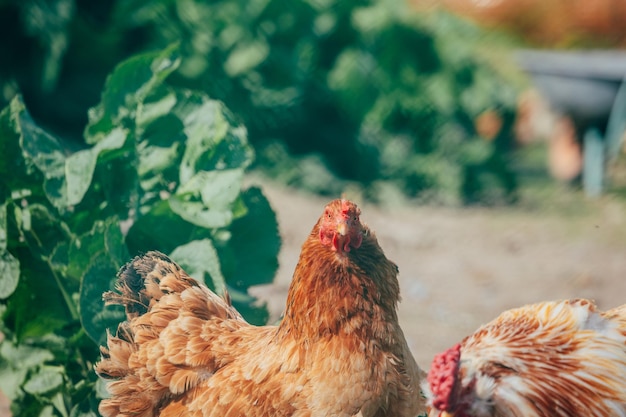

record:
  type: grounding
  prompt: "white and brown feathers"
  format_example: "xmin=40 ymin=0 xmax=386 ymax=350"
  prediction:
xmin=424 ymin=299 xmax=626 ymax=417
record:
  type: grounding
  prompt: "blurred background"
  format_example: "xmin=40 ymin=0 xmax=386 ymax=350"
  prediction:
xmin=3 ymin=0 xmax=626 ymax=202
xmin=1 ymin=0 xmax=626 ymax=414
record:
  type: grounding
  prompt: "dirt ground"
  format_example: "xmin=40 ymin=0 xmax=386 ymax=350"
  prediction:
xmin=251 ymin=179 xmax=626 ymax=367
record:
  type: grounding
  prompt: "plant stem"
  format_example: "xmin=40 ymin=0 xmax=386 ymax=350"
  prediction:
xmin=25 ymin=224 xmax=80 ymax=321
xmin=47 ymin=259 xmax=80 ymax=321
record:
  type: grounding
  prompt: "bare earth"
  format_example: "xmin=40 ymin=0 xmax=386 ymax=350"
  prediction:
xmin=251 ymin=179 xmax=626 ymax=367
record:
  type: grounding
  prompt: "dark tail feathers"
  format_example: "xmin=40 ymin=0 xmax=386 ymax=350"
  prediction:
xmin=103 ymin=251 xmax=200 ymax=321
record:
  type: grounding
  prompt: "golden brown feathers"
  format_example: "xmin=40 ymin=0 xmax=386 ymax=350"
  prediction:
xmin=96 ymin=199 xmax=425 ymax=417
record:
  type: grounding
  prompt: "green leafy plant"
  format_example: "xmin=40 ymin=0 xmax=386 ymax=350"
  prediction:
xmin=0 ymin=44 xmax=280 ymax=416
xmin=112 ymin=0 xmax=521 ymax=204
xmin=3 ymin=0 xmax=521 ymax=206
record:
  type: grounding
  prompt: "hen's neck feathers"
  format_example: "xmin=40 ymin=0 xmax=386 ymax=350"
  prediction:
xmin=278 ymin=222 xmax=400 ymax=343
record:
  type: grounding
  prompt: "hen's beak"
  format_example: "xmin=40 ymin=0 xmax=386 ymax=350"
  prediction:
xmin=441 ymin=412 xmax=455 ymax=417
xmin=333 ymin=217 xmax=361 ymax=252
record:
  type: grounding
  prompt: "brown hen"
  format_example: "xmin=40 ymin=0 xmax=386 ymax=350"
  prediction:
xmin=96 ymin=198 xmax=426 ymax=417
xmin=424 ymin=299 xmax=626 ymax=417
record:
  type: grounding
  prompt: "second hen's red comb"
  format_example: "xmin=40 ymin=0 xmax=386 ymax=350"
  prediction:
xmin=427 ymin=343 xmax=461 ymax=411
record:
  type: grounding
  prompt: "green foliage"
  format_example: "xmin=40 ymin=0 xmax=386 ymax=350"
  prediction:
xmin=113 ymin=0 xmax=521 ymax=204
xmin=0 ymin=45 xmax=280 ymax=416
xmin=2 ymin=0 xmax=520 ymax=205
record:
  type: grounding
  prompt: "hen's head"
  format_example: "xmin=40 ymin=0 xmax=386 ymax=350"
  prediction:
xmin=427 ymin=343 xmax=464 ymax=416
xmin=318 ymin=199 xmax=363 ymax=254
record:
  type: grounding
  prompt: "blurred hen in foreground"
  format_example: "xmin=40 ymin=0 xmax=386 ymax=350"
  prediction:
xmin=96 ymin=199 xmax=426 ymax=417
xmin=424 ymin=299 xmax=626 ymax=417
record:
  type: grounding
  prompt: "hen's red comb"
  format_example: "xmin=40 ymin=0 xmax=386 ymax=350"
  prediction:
xmin=340 ymin=199 xmax=359 ymax=216
xmin=427 ymin=343 xmax=461 ymax=411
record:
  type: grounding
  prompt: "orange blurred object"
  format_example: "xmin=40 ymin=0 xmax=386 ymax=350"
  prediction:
xmin=548 ymin=116 xmax=583 ymax=182
xmin=475 ymin=109 xmax=503 ymax=141
xmin=414 ymin=0 xmax=626 ymax=47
